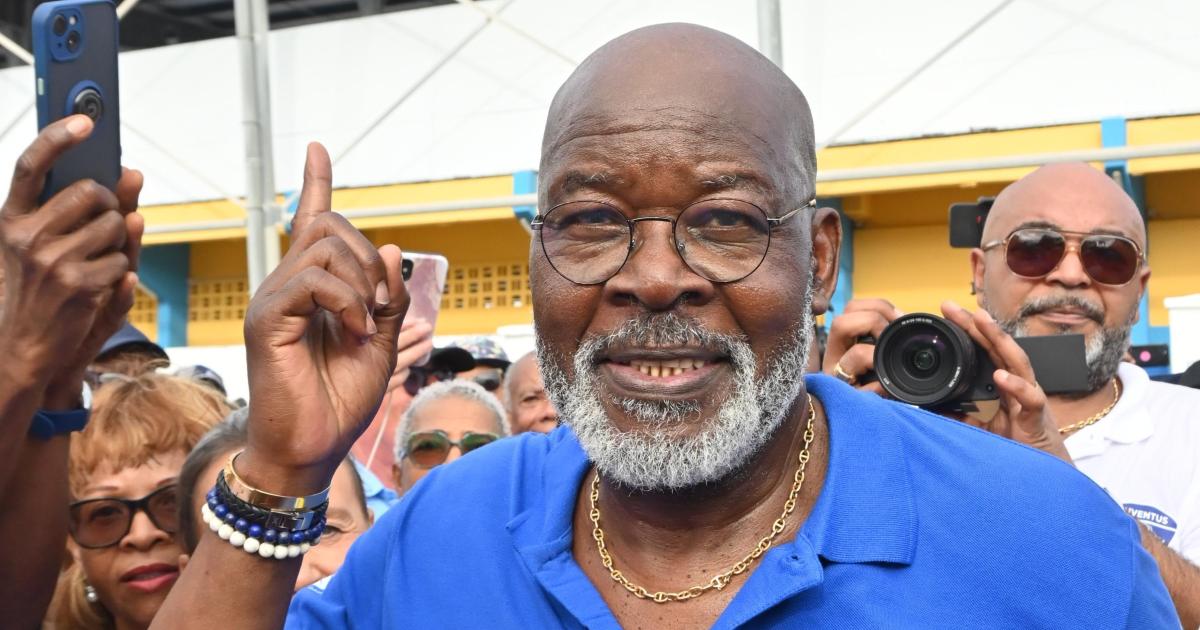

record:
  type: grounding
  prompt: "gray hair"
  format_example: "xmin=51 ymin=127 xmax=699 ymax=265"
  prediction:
xmin=393 ymin=380 xmax=509 ymax=461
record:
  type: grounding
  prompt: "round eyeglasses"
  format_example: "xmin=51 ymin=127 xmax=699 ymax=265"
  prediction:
xmin=531 ymin=197 xmax=815 ymax=285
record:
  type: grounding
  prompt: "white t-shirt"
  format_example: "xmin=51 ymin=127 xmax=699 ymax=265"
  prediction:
xmin=1066 ymin=362 xmax=1200 ymax=565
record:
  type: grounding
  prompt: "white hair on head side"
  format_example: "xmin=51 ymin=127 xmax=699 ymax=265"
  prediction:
xmin=392 ymin=379 xmax=509 ymax=462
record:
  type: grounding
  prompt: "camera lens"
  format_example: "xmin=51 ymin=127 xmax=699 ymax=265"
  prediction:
xmin=909 ymin=346 xmax=939 ymax=374
xmin=873 ymin=314 xmax=977 ymax=407
xmin=66 ymin=30 xmax=81 ymax=52
xmin=53 ymin=15 xmax=68 ymax=36
xmin=73 ymin=88 xmax=103 ymax=122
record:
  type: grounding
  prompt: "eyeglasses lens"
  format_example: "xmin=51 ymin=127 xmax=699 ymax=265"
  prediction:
xmin=539 ymin=202 xmax=633 ymax=285
xmin=1005 ymin=229 xmax=1066 ymax=278
xmin=675 ymin=200 xmax=771 ymax=282
xmin=72 ymin=500 xmax=131 ymax=548
xmin=473 ymin=374 xmax=501 ymax=391
xmin=408 ymin=432 xmax=451 ymax=468
xmin=460 ymin=433 xmax=498 ymax=454
xmin=1081 ymin=236 xmax=1139 ymax=285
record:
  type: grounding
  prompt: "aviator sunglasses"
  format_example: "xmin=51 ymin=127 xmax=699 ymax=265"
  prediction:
xmin=981 ymin=227 xmax=1144 ymax=286
xmin=68 ymin=484 xmax=180 ymax=549
xmin=403 ymin=430 xmax=500 ymax=468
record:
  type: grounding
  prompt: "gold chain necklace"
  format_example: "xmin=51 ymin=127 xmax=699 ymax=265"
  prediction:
xmin=1058 ymin=378 xmax=1121 ymax=437
xmin=588 ymin=393 xmax=817 ymax=604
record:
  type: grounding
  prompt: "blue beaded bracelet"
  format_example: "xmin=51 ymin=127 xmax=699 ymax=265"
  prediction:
xmin=201 ymin=494 xmax=325 ymax=560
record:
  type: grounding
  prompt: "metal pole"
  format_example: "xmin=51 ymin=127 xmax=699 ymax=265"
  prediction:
xmin=250 ymin=0 xmax=282 ymax=274
xmin=0 ymin=31 xmax=33 ymax=65
xmin=757 ymin=0 xmax=782 ymax=68
xmin=235 ymin=0 xmax=267 ymax=293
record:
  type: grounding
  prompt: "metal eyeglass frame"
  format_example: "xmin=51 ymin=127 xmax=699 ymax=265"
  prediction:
xmin=530 ymin=197 xmax=817 ymax=285
xmin=68 ymin=484 xmax=180 ymax=549
xmin=980 ymin=227 xmax=1145 ymax=285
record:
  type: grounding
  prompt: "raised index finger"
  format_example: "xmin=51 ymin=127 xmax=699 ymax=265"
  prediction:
xmin=290 ymin=142 xmax=333 ymax=239
xmin=5 ymin=115 xmax=93 ymax=214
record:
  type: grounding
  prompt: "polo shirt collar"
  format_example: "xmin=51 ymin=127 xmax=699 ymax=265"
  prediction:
xmin=1067 ymin=362 xmax=1153 ymax=458
xmin=799 ymin=374 xmax=918 ymax=566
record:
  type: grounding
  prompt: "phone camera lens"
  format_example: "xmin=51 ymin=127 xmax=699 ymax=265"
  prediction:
xmin=66 ymin=31 xmax=81 ymax=52
xmin=73 ymin=89 xmax=103 ymax=122
xmin=53 ymin=15 xmax=68 ymax=36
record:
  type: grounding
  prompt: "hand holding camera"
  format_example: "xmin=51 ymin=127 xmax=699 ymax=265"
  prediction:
xmin=938 ymin=302 xmax=1071 ymax=462
xmin=825 ymin=299 xmax=1073 ymax=462
xmin=822 ymin=298 xmax=903 ymax=397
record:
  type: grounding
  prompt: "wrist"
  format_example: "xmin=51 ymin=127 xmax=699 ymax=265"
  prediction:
xmin=237 ymin=448 xmax=336 ymax=499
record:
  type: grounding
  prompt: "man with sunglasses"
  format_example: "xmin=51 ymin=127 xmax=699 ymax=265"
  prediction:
xmin=825 ymin=163 xmax=1200 ymax=626
xmin=157 ymin=25 xmax=1177 ymax=629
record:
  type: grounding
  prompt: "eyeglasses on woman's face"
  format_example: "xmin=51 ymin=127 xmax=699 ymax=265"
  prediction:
xmin=69 ymin=484 xmax=180 ymax=549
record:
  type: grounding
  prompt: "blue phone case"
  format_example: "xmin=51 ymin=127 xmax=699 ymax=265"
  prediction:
xmin=31 ymin=0 xmax=121 ymax=200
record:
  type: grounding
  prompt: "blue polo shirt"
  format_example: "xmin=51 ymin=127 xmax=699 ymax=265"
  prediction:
xmin=288 ymin=375 xmax=1178 ymax=628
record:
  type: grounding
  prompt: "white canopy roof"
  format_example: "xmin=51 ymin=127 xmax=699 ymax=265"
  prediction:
xmin=1 ymin=0 xmax=1197 ymax=206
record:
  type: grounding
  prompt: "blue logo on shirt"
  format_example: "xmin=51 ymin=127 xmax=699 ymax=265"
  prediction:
xmin=1123 ymin=504 xmax=1176 ymax=545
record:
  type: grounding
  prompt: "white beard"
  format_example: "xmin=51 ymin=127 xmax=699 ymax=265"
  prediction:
xmin=538 ymin=280 xmax=815 ymax=492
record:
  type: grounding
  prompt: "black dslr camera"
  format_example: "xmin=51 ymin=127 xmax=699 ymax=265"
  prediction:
xmin=861 ymin=314 xmax=1090 ymax=415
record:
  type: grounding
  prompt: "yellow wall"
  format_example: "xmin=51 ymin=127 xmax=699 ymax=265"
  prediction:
xmin=151 ymin=116 xmax=1200 ymax=346
xmin=851 ymin=225 xmax=976 ymax=316
xmin=367 ymin=219 xmax=534 ymax=335
xmin=1148 ymin=219 xmax=1200 ymax=327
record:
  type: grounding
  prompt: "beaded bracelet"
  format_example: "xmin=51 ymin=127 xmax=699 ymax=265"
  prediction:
xmin=202 ymin=487 xmax=326 ymax=559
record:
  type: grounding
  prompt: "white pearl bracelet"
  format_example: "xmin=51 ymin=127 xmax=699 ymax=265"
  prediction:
xmin=201 ymin=502 xmax=313 ymax=560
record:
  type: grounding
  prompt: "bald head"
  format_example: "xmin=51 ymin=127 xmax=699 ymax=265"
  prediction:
xmin=541 ymin=23 xmax=816 ymax=206
xmin=982 ymin=163 xmax=1146 ymax=247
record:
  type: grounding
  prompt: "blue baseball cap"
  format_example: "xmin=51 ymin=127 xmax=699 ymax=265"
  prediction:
xmin=97 ymin=322 xmax=168 ymax=362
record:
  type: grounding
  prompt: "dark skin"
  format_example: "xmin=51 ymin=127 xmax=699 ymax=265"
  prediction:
xmin=0 ymin=115 xmax=143 ymax=628
xmin=154 ymin=25 xmax=839 ymax=629
xmin=536 ymin=25 xmax=840 ymax=628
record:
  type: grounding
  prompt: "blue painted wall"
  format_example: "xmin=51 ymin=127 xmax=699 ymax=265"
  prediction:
xmin=140 ymin=244 xmax=190 ymax=347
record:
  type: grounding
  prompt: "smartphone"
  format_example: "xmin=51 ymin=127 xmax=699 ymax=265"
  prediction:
xmin=32 ymin=0 xmax=121 ymax=201
xmin=402 ymin=252 xmax=449 ymax=364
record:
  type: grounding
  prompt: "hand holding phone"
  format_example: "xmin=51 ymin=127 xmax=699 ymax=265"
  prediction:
xmin=10 ymin=0 xmax=144 ymax=394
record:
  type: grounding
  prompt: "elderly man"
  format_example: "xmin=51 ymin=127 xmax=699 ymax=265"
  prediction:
xmin=156 ymin=25 xmax=1176 ymax=628
xmin=825 ymin=164 xmax=1200 ymax=627
xmin=503 ymin=352 xmax=559 ymax=434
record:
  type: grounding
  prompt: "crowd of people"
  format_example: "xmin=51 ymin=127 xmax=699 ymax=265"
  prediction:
xmin=1 ymin=22 xmax=1197 ymax=630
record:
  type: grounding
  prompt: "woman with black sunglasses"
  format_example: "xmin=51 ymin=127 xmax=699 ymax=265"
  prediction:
xmin=47 ymin=373 xmax=230 ymax=630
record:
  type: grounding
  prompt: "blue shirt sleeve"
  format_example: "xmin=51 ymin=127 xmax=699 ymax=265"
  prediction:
xmin=285 ymin=504 xmax=398 ymax=629
xmin=1124 ymin=519 xmax=1183 ymax=629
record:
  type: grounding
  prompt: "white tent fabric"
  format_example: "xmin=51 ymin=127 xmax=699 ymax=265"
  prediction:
xmin=1 ymin=0 xmax=1198 ymax=207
